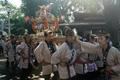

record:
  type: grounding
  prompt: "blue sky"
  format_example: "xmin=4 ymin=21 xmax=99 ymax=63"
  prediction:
xmin=8 ymin=0 xmax=22 ymax=7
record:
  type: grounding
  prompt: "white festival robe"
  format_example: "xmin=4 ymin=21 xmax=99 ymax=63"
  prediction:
xmin=34 ymin=41 xmax=58 ymax=75
xmin=51 ymin=42 xmax=76 ymax=79
xmin=80 ymin=41 xmax=120 ymax=80
xmin=16 ymin=42 xmax=31 ymax=69
xmin=74 ymin=43 xmax=97 ymax=74
xmin=4 ymin=41 xmax=16 ymax=62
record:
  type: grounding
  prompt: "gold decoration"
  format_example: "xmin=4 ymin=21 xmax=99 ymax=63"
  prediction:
xmin=38 ymin=5 xmax=45 ymax=9
xmin=98 ymin=33 xmax=110 ymax=37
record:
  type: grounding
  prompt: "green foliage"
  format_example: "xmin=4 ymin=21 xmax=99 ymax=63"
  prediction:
xmin=21 ymin=0 xmax=103 ymax=25
xmin=0 ymin=1 xmax=26 ymax=36
xmin=1 ymin=0 xmax=120 ymax=39
xmin=21 ymin=0 xmax=103 ymax=20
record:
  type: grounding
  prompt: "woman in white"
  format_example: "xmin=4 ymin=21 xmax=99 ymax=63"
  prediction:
xmin=34 ymin=30 xmax=59 ymax=80
xmin=76 ymin=32 xmax=120 ymax=80
xmin=16 ymin=34 xmax=33 ymax=80
xmin=51 ymin=29 xmax=77 ymax=80
xmin=75 ymin=34 xmax=98 ymax=80
xmin=4 ymin=34 xmax=16 ymax=71
xmin=3 ymin=37 xmax=9 ymax=68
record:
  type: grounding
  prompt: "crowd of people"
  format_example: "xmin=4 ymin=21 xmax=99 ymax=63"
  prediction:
xmin=0 ymin=34 xmax=39 ymax=80
xmin=0 ymin=26 xmax=120 ymax=80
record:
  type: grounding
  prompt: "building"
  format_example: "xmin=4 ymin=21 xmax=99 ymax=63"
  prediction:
xmin=60 ymin=12 xmax=105 ymax=36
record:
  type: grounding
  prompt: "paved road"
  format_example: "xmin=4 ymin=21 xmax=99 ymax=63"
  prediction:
xmin=0 ymin=55 xmax=45 ymax=80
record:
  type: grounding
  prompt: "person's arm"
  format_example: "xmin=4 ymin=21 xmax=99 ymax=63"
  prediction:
xmin=110 ymin=48 xmax=120 ymax=74
xmin=34 ymin=42 xmax=44 ymax=63
xmin=4 ymin=43 xmax=9 ymax=54
xmin=16 ymin=43 xmax=24 ymax=53
xmin=51 ymin=44 xmax=67 ymax=66
xmin=52 ymin=41 xmax=59 ymax=50
xmin=76 ymin=37 xmax=98 ymax=54
xmin=73 ymin=43 xmax=82 ymax=57
xmin=16 ymin=43 xmax=29 ymax=61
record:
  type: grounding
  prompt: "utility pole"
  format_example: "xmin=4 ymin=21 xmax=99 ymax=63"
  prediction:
xmin=6 ymin=7 xmax=11 ymax=36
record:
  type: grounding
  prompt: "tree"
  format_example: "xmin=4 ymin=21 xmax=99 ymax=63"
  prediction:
xmin=101 ymin=0 xmax=120 ymax=45
xmin=0 ymin=1 xmax=26 ymax=36
xmin=21 ymin=0 xmax=103 ymax=33
xmin=21 ymin=0 xmax=103 ymax=21
xmin=1 ymin=0 xmax=106 ymax=36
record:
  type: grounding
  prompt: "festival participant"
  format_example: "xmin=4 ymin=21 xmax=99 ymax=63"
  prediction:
xmin=73 ymin=42 xmax=88 ymax=80
xmin=76 ymin=32 xmax=120 ymax=80
xmin=63 ymin=26 xmax=71 ymax=35
xmin=75 ymin=34 xmax=98 ymax=80
xmin=4 ymin=34 xmax=16 ymax=71
xmin=84 ymin=34 xmax=98 ymax=80
xmin=32 ymin=37 xmax=40 ymax=67
xmin=30 ymin=36 xmax=38 ymax=69
xmin=3 ymin=37 xmax=9 ymax=68
xmin=51 ymin=29 xmax=77 ymax=80
xmin=34 ymin=30 xmax=59 ymax=80
xmin=93 ymin=35 xmax=104 ymax=80
xmin=16 ymin=33 xmax=33 ymax=80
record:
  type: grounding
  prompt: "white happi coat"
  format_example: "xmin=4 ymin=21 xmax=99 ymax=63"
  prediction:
xmin=90 ymin=42 xmax=103 ymax=68
xmin=16 ymin=42 xmax=30 ymax=69
xmin=74 ymin=43 xmax=97 ymax=74
xmin=34 ymin=41 xmax=58 ymax=75
xmin=75 ymin=52 xmax=89 ymax=74
xmin=80 ymin=41 xmax=120 ymax=80
xmin=4 ymin=41 xmax=16 ymax=62
xmin=3 ymin=42 xmax=8 ymax=58
xmin=74 ymin=43 xmax=87 ymax=74
xmin=51 ymin=42 xmax=76 ymax=79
